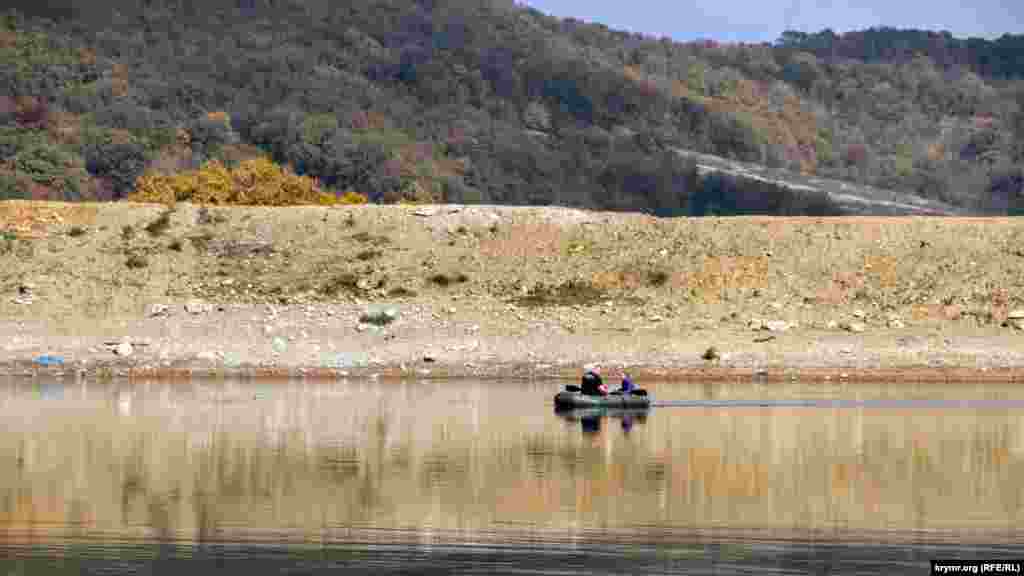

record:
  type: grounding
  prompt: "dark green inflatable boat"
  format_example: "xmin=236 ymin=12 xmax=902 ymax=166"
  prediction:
xmin=553 ymin=389 xmax=651 ymax=409
xmin=553 ymin=405 xmax=651 ymax=420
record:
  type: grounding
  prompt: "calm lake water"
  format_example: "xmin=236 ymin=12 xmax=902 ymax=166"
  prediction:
xmin=2 ymin=376 xmax=1023 ymax=574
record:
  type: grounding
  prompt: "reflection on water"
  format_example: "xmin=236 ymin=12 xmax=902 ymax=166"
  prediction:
xmin=555 ymin=406 xmax=650 ymax=435
xmin=1 ymin=376 xmax=1024 ymax=572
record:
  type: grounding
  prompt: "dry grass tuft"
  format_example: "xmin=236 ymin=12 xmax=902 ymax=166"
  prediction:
xmin=350 ymin=231 xmax=391 ymax=246
xmin=319 ymin=273 xmax=360 ymax=297
xmin=124 ymin=253 xmax=148 ymax=269
xmin=512 ymin=280 xmax=606 ymax=308
xmin=387 ymin=287 xmax=417 ymax=298
xmin=355 ymin=249 xmax=381 ymax=261
xmin=144 ymin=209 xmax=173 ymax=236
xmin=188 ymin=231 xmax=214 ymax=251
xmin=428 ymin=272 xmax=469 ymax=287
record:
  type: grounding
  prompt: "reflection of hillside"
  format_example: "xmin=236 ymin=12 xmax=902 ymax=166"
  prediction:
xmin=0 ymin=379 xmax=1022 ymax=541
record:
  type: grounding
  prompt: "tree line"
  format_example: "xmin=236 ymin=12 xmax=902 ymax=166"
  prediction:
xmin=0 ymin=1 xmax=1021 ymax=214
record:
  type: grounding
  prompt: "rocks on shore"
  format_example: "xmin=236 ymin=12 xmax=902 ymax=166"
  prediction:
xmin=360 ymin=304 xmax=399 ymax=326
xmin=271 ymin=337 xmax=288 ymax=354
xmin=842 ymin=321 xmax=867 ymax=333
xmin=185 ymin=300 xmax=214 ymax=315
xmin=748 ymin=318 xmax=791 ymax=332
xmin=12 ymin=283 xmax=35 ymax=305
xmin=1006 ymin=310 xmax=1024 ymax=330
xmin=886 ymin=313 xmax=906 ymax=329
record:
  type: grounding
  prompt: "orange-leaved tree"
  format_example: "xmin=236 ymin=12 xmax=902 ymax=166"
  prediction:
xmin=129 ymin=157 xmax=359 ymax=206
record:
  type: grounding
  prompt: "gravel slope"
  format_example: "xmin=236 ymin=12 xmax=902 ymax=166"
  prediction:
xmin=2 ymin=200 xmax=1023 ymax=382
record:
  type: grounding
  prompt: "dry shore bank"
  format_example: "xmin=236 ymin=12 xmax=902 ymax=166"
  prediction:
xmin=2 ymin=200 xmax=1023 ymax=383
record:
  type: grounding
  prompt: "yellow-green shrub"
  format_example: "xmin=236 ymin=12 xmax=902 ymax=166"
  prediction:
xmin=129 ymin=157 xmax=338 ymax=206
xmin=338 ymin=190 xmax=369 ymax=204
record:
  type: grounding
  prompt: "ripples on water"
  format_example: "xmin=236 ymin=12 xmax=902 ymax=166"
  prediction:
xmin=1 ymin=376 xmax=1023 ymax=574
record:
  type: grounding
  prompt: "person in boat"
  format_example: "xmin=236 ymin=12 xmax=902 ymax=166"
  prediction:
xmin=581 ymin=413 xmax=602 ymax=434
xmin=580 ymin=367 xmax=609 ymax=396
xmin=617 ymin=373 xmax=636 ymax=395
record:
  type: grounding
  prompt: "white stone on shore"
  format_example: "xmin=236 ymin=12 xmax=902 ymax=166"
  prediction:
xmin=116 ymin=342 xmax=134 ymax=357
xmin=185 ymin=300 xmax=213 ymax=314
xmin=844 ymin=321 xmax=867 ymax=333
xmin=749 ymin=318 xmax=789 ymax=332
xmin=271 ymin=337 xmax=287 ymax=354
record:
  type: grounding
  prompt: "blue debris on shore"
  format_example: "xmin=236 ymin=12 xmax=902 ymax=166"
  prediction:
xmin=34 ymin=355 xmax=65 ymax=367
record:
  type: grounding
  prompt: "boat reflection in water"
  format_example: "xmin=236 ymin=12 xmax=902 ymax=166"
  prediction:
xmin=3 ymin=376 xmax=1024 ymax=574
xmin=554 ymin=405 xmax=650 ymax=434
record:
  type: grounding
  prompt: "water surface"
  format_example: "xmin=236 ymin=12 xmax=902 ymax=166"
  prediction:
xmin=2 ymin=376 xmax=1022 ymax=573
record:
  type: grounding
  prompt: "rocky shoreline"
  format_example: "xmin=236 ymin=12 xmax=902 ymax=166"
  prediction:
xmin=4 ymin=300 xmax=1024 ymax=384
xmin=3 ymin=201 xmax=1024 ymax=384
xmin=9 ymin=362 xmax=1024 ymax=385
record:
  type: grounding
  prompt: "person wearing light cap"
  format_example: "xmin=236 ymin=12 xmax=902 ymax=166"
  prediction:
xmin=618 ymin=372 xmax=636 ymax=395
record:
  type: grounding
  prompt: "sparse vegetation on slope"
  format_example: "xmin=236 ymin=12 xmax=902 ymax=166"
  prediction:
xmin=4 ymin=201 xmax=1024 ymax=331
xmin=129 ymin=157 xmax=355 ymax=206
xmin=0 ymin=3 xmax=1021 ymax=213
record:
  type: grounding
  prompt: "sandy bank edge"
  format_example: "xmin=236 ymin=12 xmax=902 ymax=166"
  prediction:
xmin=7 ymin=356 xmax=1024 ymax=384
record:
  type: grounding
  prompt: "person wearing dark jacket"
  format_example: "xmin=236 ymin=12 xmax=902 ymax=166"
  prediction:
xmin=580 ymin=368 xmax=608 ymax=396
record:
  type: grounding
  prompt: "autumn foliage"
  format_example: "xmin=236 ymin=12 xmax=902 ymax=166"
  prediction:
xmin=3 ymin=3 xmax=1024 ymax=213
xmin=129 ymin=157 xmax=366 ymax=206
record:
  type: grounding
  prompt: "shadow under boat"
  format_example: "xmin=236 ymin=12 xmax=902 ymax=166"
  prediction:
xmin=554 ymin=404 xmax=650 ymax=434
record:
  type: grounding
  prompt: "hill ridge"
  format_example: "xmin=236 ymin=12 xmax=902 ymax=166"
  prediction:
xmin=0 ymin=2 xmax=1021 ymax=214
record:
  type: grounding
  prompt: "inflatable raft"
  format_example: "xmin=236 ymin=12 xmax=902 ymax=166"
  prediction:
xmin=554 ymin=405 xmax=651 ymax=420
xmin=553 ymin=390 xmax=651 ymax=409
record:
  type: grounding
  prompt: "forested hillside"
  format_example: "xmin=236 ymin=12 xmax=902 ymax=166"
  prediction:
xmin=1 ymin=0 xmax=1022 ymax=214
